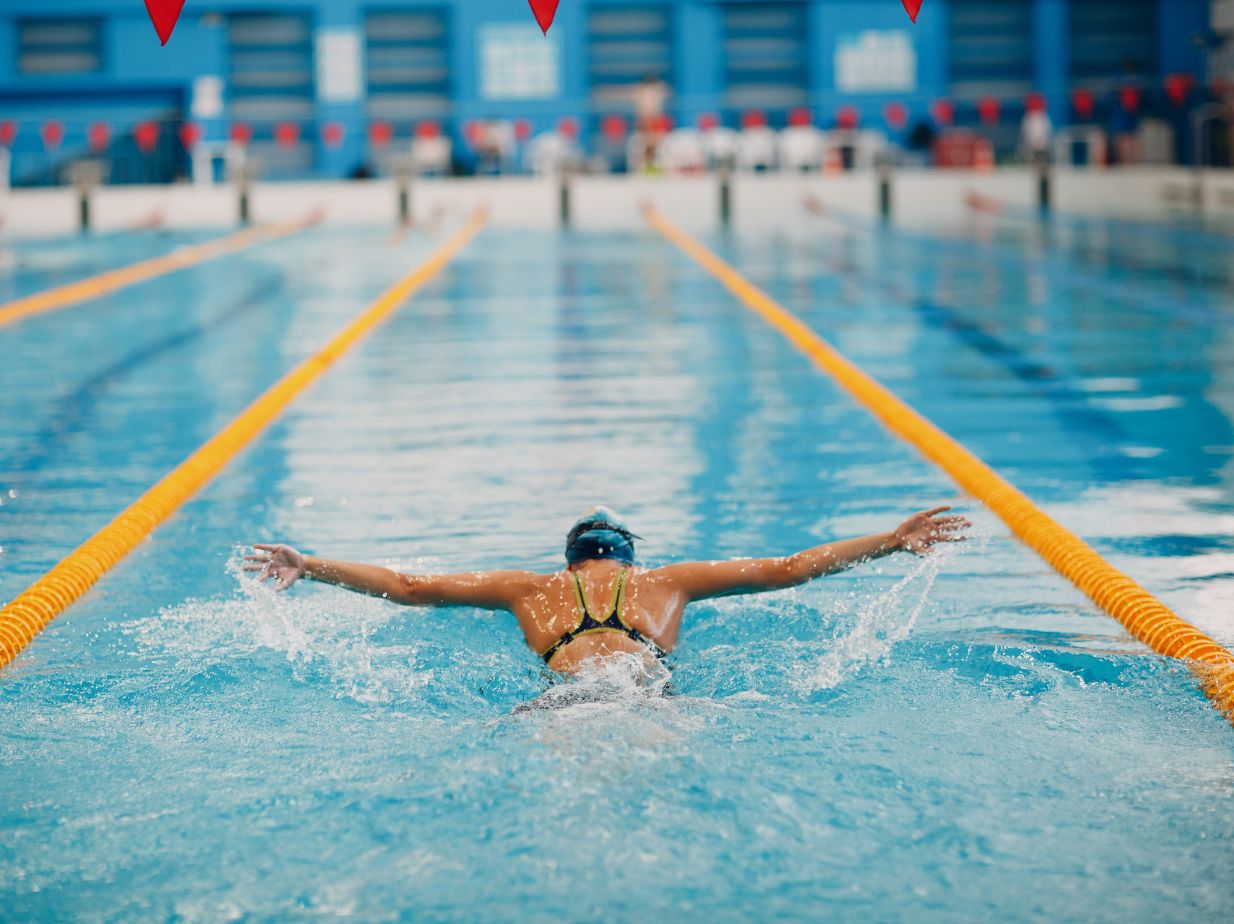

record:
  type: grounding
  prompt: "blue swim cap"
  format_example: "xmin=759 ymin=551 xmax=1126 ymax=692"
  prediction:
xmin=565 ymin=506 xmax=641 ymax=565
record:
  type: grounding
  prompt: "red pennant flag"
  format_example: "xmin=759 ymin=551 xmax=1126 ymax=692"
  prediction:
xmin=1119 ymin=86 xmax=1142 ymax=114
xmin=1025 ymin=93 xmax=1046 ymax=114
xmin=601 ymin=115 xmax=628 ymax=141
xmin=144 ymin=0 xmax=186 ymax=46
xmin=275 ymin=122 xmax=300 ymax=148
xmin=321 ymin=122 xmax=344 ymax=148
xmin=1072 ymin=89 xmax=1095 ymax=120
xmin=528 ymin=0 xmax=560 ymax=35
xmin=513 ymin=119 xmax=533 ymax=142
xmin=883 ymin=103 xmax=908 ymax=130
xmin=134 ymin=121 xmax=160 ymax=153
xmin=557 ymin=117 xmax=578 ymax=140
xmin=930 ymin=99 xmax=954 ymax=127
xmin=836 ymin=106 xmax=859 ymax=130
xmin=463 ymin=120 xmax=486 ymax=147
xmin=229 ymin=122 xmax=252 ymax=145
xmin=902 ymin=0 xmax=923 ymax=22
xmin=1164 ymin=73 xmax=1193 ymax=106
xmin=977 ymin=97 xmax=1001 ymax=125
xmin=41 ymin=120 xmax=65 ymax=151
xmin=368 ymin=121 xmax=392 ymax=147
xmin=0 ymin=120 xmax=17 ymax=147
xmin=179 ymin=122 xmax=201 ymax=149
xmin=88 ymin=122 xmax=111 ymax=152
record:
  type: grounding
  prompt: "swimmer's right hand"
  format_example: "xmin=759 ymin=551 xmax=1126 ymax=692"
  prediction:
xmin=244 ymin=543 xmax=307 ymax=591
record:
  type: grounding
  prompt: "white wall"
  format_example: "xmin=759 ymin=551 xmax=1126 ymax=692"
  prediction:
xmin=1 ymin=168 xmax=1232 ymax=238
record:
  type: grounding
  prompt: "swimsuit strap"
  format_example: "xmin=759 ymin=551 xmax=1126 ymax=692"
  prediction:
xmin=542 ymin=569 xmax=665 ymax=665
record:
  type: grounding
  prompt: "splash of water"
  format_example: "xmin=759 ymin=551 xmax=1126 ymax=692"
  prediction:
xmin=796 ymin=546 xmax=952 ymax=693
xmin=125 ymin=549 xmax=435 ymax=705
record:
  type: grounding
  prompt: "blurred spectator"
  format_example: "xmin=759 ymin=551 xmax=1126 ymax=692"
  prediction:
xmin=1019 ymin=97 xmax=1053 ymax=163
xmin=698 ymin=113 xmax=739 ymax=171
xmin=779 ymin=108 xmax=825 ymax=172
xmin=526 ymin=119 xmax=581 ymax=175
xmin=834 ymin=106 xmax=860 ymax=169
xmin=471 ymin=119 xmax=517 ymax=175
xmin=737 ymin=111 xmax=777 ymax=172
xmin=411 ymin=121 xmax=451 ymax=176
xmin=633 ymin=74 xmax=670 ymax=134
xmin=594 ymin=115 xmax=629 ymax=173
xmin=628 ymin=74 xmax=671 ymax=170
xmin=905 ymin=119 xmax=936 ymax=166
xmin=661 ymin=121 xmax=706 ymax=174
xmin=1112 ymin=59 xmax=1143 ymax=165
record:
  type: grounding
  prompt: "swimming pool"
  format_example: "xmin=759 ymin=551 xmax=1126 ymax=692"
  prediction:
xmin=2 ymin=210 xmax=1232 ymax=920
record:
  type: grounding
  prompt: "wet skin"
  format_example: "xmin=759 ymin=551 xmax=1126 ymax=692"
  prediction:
xmin=246 ymin=507 xmax=970 ymax=674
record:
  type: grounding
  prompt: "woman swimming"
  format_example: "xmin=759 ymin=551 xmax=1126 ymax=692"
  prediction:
xmin=245 ymin=505 xmax=969 ymax=674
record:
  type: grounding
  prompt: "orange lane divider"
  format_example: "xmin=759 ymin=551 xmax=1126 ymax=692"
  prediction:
xmin=0 ymin=211 xmax=487 ymax=670
xmin=0 ymin=213 xmax=318 ymax=331
xmin=645 ymin=205 xmax=1234 ymax=722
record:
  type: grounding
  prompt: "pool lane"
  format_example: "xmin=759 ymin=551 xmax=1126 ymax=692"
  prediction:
xmin=0 ymin=226 xmax=451 ymax=602
xmin=0 ymin=218 xmax=315 ymax=330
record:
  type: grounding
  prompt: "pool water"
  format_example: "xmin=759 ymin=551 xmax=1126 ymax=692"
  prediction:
xmin=1 ymin=213 xmax=1232 ymax=921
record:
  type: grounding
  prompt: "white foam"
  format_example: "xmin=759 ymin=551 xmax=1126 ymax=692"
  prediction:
xmin=125 ymin=549 xmax=435 ymax=705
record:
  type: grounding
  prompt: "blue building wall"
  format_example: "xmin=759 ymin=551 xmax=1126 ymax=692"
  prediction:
xmin=0 ymin=0 xmax=1212 ymax=183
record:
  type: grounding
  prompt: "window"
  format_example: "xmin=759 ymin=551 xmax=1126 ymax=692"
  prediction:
xmin=947 ymin=0 xmax=1033 ymax=100
xmin=1070 ymin=0 xmax=1158 ymax=88
xmin=587 ymin=5 xmax=672 ymax=106
xmin=227 ymin=13 xmax=315 ymax=121
xmin=227 ymin=13 xmax=315 ymax=177
xmin=477 ymin=22 xmax=560 ymax=101
xmin=18 ymin=18 xmax=102 ymax=76
xmin=366 ymin=9 xmax=451 ymax=120
xmin=722 ymin=3 xmax=808 ymax=113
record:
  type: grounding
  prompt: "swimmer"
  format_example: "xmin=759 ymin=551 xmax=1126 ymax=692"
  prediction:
xmin=245 ymin=505 xmax=970 ymax=674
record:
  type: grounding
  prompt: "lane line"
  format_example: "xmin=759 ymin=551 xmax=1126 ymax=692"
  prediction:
xmin=645 ymin=205 xmax=1234 ymax=722
xmin=0 ymin=214 xmax=317 ymax=331
xmin=0 ymin=212 xmax=487 ymax=670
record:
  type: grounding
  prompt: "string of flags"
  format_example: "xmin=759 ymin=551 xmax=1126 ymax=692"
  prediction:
xmin=0 ymin=74 xmax=1209 ymax=157
xmin=141 ymin=0 xmax=926 ymax=45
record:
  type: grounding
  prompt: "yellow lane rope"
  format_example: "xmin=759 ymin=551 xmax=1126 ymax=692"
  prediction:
xmin=0 ymin=212 xmax=487 ymax=670
xmin=0 ymin=214 xmax=319 ymax=330
xmin=645 ymin=206 xmax=1234 ymax=721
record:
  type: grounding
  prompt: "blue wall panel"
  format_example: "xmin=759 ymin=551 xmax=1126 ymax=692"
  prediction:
xmin=0 ymin=0 xmax=1214 ymax=182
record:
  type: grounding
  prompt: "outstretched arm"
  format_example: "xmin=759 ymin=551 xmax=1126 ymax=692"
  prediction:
xmin=648 ymin=507 xmax=969 ymax=602
xmin=244 ymin=544 xmax=540 ymax=611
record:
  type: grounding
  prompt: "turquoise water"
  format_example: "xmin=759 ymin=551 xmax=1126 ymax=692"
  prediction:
xmin=1 ymin=213 xmax=1232 ymax=921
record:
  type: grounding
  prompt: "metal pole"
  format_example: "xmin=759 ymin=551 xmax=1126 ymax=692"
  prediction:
xmin=558 ymin=170 xmax=571 ymax=227
xmin=1034 ymin=150 xmax=1051 ymax=214
xmin=876 ymin=154 xmax=893 ymax=223
xmin=398 ymin=179 xmax=411 ymax=226
xmin=1191 ymin=103 xmax=1224 ymax=214
xmin=719 ymin=165 xmax=732 ymax=227
xmin=238 ymin=180 xmax=250 ymax=226
xmin=67 ymin=160 xmax=102 ymax=234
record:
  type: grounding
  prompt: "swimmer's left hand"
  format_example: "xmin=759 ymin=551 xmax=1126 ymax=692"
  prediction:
xmin=894 ymin=507 xmax=971 ymax=554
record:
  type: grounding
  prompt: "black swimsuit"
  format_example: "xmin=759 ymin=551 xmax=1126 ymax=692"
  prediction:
xmin=540 ymin=569 xmax=668 ymax=665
